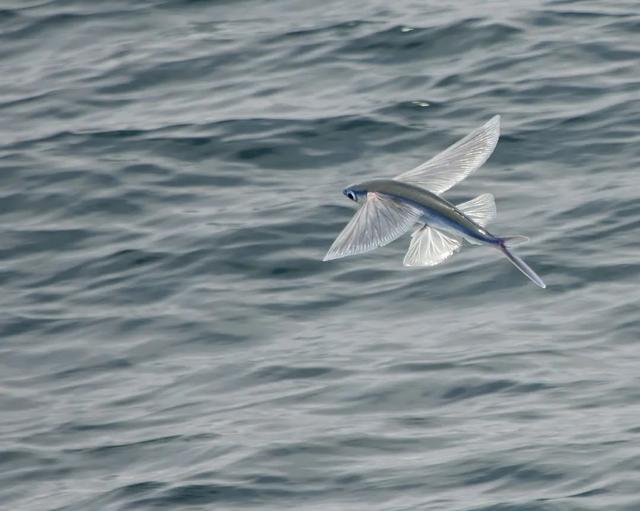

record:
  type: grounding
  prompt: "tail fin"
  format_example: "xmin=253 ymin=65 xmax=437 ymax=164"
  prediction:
xmin=498 ymin=241 xmax=546 ymax=289
xmin=502 ymin=235 xmax=529 ymax=247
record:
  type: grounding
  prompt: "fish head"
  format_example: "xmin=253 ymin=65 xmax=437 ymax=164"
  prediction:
xmin=343 ymin=184 xmax=367 ymax=203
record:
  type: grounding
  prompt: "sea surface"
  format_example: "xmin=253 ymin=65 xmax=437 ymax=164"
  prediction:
xmin=1 ymin=1 xmax=640 ymax=510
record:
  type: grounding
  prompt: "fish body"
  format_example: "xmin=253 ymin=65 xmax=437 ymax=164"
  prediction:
xmin=354 ymin=178 xmax=499 ymax=245
xmin=323 ymin=115 xmax=546 ymax=289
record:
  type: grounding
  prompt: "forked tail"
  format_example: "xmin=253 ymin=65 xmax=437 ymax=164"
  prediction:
xmin=498 ymin=238 xmax=546 ymax=289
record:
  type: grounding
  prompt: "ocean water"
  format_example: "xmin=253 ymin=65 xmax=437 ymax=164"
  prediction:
xmin=1 ymin=0 xmax=640 ymax=509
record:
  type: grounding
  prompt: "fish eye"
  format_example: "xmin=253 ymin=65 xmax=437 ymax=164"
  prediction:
xmin=346 ymin=191 xmax=357 ymax=202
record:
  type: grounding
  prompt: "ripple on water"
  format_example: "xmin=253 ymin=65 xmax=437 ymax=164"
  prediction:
xmin=1 ymin=1 xmax=640 ymax=510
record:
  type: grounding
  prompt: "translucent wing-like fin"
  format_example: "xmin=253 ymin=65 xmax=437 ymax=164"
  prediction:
xmin=403 ymin=224 xmax=462 ymax=267
xmin=457 ymin=193 xmax=496 ymax=227
xmin=323 ymin=193 xmax=422 ymax=261
xmin=394 ymin=115 xmax=500 ymax=194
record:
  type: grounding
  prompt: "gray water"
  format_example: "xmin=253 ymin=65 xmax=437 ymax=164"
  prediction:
xmin=2 ymin=1 xmax=640 ymax=510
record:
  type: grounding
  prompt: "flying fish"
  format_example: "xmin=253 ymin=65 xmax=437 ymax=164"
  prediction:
xmin=323 ymin=116 xmax=546 ymax=288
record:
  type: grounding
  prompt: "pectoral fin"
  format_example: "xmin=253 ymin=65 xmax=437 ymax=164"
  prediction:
xmin=394 ymin=116 xmax=500 ymax=194
xmin=323 ymin=193 xmax=422 ymax=261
